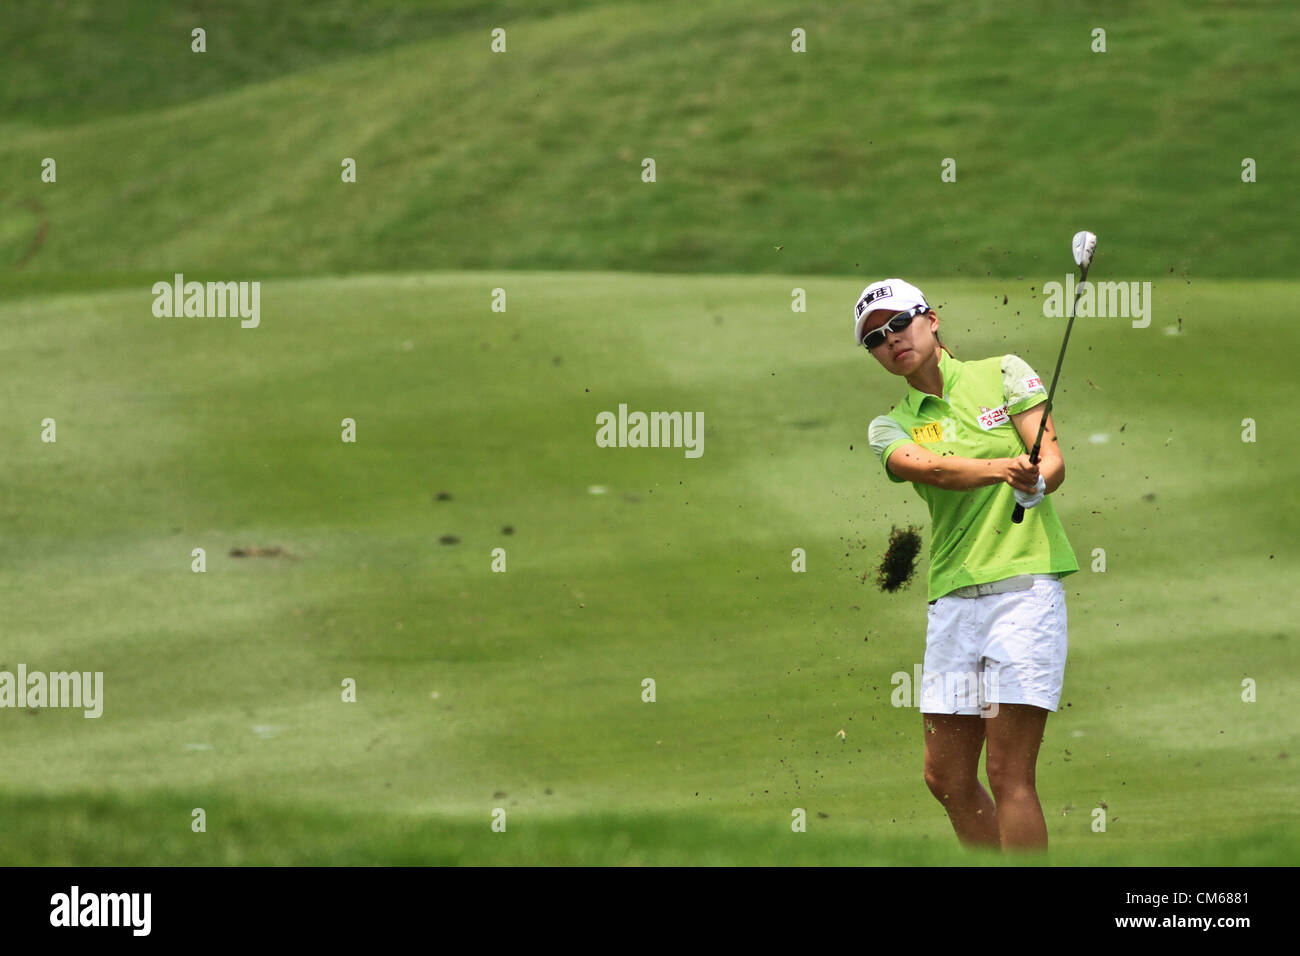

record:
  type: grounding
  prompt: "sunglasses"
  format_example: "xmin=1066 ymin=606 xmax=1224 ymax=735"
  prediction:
xmin=861 ymin=304 xmax=928 ymax=351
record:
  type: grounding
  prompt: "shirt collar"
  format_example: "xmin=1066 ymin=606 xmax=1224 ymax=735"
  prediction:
xmin=903 ymin=350 xmax=961 ymax=413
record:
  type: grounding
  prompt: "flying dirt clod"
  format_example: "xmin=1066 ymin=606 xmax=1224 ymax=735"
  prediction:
xmin=874 ymin=525 xmax=923 ymax=592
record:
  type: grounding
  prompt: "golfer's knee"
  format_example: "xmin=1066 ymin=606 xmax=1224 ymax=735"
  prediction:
xmin=987 ymin=770 xmax=1036 ymax=803
xmin=924 ymin=766 xmax=979 ymax=804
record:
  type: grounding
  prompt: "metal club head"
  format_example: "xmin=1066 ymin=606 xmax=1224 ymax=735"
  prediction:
xmin=1072 ymin=231 xmax=1098 ymax=271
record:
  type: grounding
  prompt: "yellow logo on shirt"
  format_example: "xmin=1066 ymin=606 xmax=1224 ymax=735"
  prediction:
xmin=911 ymin=422 xmax=944 ymax=444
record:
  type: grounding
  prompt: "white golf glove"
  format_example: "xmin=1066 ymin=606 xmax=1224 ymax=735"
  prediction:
xmin=1014 ymin=474 xmax=1047 ymax=509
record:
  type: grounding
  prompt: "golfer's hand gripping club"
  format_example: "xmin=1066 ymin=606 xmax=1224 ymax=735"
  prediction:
xmin=1010 ymin=416 xmax=1051 ymax=523
xmin=1013 ymin=469 xmax=1046 ymax=509
xmin=1010 ymin=437 xmax=1047 ymax=522
xmin=1008 ymin=448 xmax=1045 ymax=512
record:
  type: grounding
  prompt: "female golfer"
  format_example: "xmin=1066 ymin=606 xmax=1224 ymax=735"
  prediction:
xmin=855 ymin=278 xmax=1079 ymax=851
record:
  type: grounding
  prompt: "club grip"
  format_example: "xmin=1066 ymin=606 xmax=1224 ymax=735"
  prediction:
xmin=1012 ymin=436 xmax=1043 ymax=527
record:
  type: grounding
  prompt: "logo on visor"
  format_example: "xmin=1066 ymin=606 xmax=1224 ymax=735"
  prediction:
xmin=856 ymin=285 xmax=893 ymax=318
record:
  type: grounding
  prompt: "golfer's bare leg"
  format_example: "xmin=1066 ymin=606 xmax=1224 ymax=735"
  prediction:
xmin=983 ymin=703 xmax=1050 ymax=851
xmin=922 ymin=713 xmax=999 ymax=848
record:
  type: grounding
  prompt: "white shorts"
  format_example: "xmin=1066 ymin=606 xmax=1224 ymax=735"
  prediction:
xmin=921 ymin=574 xmax=1068 ymax=716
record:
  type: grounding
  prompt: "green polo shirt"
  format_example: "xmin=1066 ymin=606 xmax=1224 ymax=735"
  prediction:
xmin=868 ymin=350 xmax=1079 ymax=601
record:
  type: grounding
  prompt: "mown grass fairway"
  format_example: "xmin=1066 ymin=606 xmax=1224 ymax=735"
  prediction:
xmin=0 ymin=273 xmax=1295 ymax=864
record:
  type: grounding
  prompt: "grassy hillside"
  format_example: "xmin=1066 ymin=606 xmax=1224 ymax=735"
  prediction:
xmin=0 ymin=271 xmax=1294 ymax=863
xmin=1 ymin=0 xmax=1297 ymax=285
xmin=0 ymin=0 xmax=615 ymax=126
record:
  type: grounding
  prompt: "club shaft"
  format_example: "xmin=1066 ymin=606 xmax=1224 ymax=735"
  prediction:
xmin=1027 ymin=264 xmax=1088 ymax=464
xmin=1011 ymin=262 xmax=1088 ymax=525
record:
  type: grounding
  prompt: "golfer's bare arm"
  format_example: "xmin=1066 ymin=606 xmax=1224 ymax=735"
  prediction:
xmin=885 ymin=409 xmax=1064 ymax=493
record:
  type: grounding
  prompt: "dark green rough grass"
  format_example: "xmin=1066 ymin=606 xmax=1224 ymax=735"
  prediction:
xmin=1 ymin=1 xmax=1297 ymax=280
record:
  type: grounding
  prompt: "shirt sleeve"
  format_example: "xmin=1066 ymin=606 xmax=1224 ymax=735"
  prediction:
xmin=868 ymin=415 xmax=912 ymax=484
xmin=1002 ymin=354 xmax=1049 ymax=415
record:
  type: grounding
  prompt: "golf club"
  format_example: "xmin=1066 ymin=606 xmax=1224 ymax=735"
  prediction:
xmin=1011 ymin=230 xmax=1097 ymax=524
